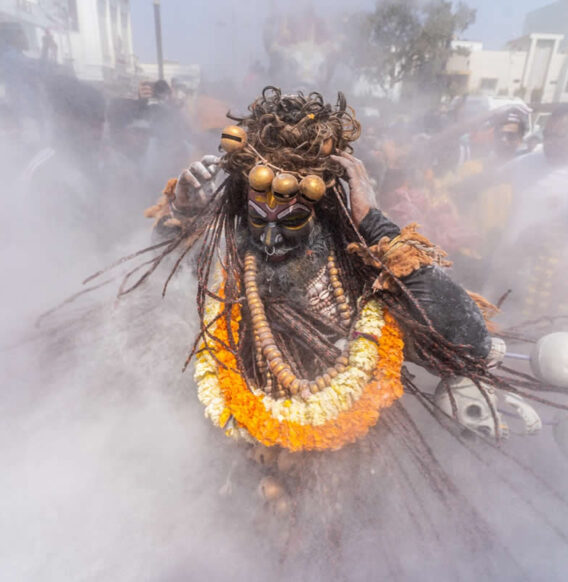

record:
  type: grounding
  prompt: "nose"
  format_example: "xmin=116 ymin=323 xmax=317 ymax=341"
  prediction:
xmin=261 ymin=222 xmax=283 ymax=247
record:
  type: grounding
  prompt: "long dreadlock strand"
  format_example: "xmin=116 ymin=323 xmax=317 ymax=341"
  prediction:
xmin=82 ymin=238 xmax=177 ymax=285
xmin=117 ymin=236 xmax=184 ymax=296
xmin=404 ymin=372 xmax=568 ymax=540
xmin=498 ymin=365 xmax=568 ymax=396
xmin=36 ymin=277 xmax=117 ymax=327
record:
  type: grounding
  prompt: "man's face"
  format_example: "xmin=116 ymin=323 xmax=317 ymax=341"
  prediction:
xmin=494 ymin=122 xmax=522 ymax=158
xmin=247 ymin=187 xmax=314 ymax=261
xmin=543 ymin=114 xmax=568 ymax=165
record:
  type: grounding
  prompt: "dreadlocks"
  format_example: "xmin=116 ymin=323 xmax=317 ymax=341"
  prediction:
xmin=223 ymin=86 xmax=361 ymax=178
xmin=51 ymin=86 xmax=568 ymax=430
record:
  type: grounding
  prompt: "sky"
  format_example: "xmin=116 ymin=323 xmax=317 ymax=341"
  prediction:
xmin=130 ymin=0 xmax=552 ymax=80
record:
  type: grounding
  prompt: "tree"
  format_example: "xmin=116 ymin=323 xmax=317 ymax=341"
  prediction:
xmin=347 ymin=0 xmax=475 ymax=100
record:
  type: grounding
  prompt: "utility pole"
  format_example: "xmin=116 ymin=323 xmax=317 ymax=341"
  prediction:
xmin=153 ymin=0 xmax=164 ymax=80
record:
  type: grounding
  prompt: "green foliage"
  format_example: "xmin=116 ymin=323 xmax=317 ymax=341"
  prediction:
xmin=348 ymin=0 xmax=476 ymax=99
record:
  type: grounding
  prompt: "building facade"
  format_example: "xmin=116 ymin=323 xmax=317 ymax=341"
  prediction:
xmin=0 ymin=0 xmax=135 ymax=85
xmin=446 ymin=34 xmax=568 ymax=105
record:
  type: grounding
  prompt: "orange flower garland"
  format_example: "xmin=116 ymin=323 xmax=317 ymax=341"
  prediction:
xmin=195 ymin=278 xmax=405 ymax=451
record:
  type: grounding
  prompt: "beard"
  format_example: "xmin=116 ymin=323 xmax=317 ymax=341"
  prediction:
xmin=241 ymin=222 xmax=331 ymax=304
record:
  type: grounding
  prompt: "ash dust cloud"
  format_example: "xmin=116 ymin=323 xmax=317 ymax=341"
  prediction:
xmin=1 ymin=0 xmax=568 ymax=581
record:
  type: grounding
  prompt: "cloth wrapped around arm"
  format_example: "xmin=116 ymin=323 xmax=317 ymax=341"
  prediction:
xmin=358 ymin=208 xmax=401 ymax=245
xmin=354 ymin=210 xmax=491 ymax=359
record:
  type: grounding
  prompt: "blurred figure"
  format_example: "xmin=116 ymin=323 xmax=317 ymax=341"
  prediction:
xmin=374 ymin=120 xmax=478 ymax=264
xmin=486 ymin=105 xmax=568 ymax=319
xmin=171 ymin=77 xmax=194 ymax=109
xmin=40 ymin=29 xmax=58 ymax=64
xmin=428 ymin=105 xmax=530 ymax=288
xmin=456 ymin=104 xmax=529 ymax=169
xmin=105 ymin=97 xmax=153 ymax=238
xmin=492 ymin=108 xmax=528 ymax=161
xmin=141 ymin=80 xmax=192 ymax=194
xmin=107 ymin=97 xmax=151 ymax=169
xmin=21 ymin=75 xmax=107 ymax=258
xmin=542 ymin=105 xmax=568 ymax=165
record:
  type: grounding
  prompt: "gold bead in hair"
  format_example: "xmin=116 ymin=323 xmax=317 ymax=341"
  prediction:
xmin=220 ymin=125 xmax=247 ymax=153
xmin=248 ymin=164 xmax=274 ymax=191
xmin=271 ymin=173 xmax=299 ymax=201
xmin=299 ymin=175 xmax=326 ymax=203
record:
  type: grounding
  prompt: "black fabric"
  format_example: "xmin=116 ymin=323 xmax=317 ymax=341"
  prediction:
xmin=358 ymin=208 xmax=400 ymax=246
xmin=358 ymin=209 xmax=490 ymax=358
xmin=400 ymin=265 xmax=491 ymax=358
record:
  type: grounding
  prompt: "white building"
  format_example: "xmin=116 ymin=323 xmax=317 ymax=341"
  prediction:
xmin=446 ymin=33 xmax=568 ymax=105
xmin=0 ymin=0 xmax=135 ymax=85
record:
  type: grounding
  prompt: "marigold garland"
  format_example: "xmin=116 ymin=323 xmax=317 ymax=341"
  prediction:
xmin=194 ymin=272 xmax=405 ymax=451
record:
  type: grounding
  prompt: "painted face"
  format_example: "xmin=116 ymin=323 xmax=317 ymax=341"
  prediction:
xmin=247 ymin=187 xmax=314 ymax=261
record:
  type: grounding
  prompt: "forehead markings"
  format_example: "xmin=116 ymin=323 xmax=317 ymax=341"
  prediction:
xmin=248 ymin=200 xmax=268 ymax=218
xmin=266 ymin=190 xmax=278 ymax=210
xmin=276 ymin=203 xmax=312 ymax=220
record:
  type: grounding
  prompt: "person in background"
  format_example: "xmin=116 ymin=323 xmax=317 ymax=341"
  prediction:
xmin=105 ymin=97 xmax=154 ymax=239
xmin=491 ymin=108 xmax=528 ymax=161
xmin=427 ymin=105 xmax=529 ymax=288
xmin=486 ymin=104 xmax=568 ymax=319
xmin=141 ymin=80 xmax=192 ymax=195
xmin=22 ymin=75 xmax=107 ymax=255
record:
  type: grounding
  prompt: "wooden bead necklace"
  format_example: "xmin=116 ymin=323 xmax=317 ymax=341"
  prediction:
xmin=244 ymin=250 xmax=353 ymax=400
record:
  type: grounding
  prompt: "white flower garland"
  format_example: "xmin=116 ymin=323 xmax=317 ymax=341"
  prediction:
xmin=194 ymin=273 xmax=387 ymax=440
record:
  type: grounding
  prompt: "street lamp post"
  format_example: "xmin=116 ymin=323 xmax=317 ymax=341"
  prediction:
xmin=153 ymin=0 xmax=164 ymax=80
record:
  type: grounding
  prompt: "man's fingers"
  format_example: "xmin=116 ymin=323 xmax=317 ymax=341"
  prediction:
xmin=342 ymin=152 xmax=367 ymax=176
xmin=332 ymin=151 xmax=365 ymax=169
xmin=340 ymin=151 xmax=364 ymax=166
xmin=206 ymin=165 xmax=219 ymax=176
xmin=175 ymin=154 xmax=221 ymax=205
xmin=178 ymin=168 xmax=201 ymax=190
xmin=330 ymin=153 xmax=352 ymax=169
xmin=190 ymin=161 xmax=212 ymax=181
xmin=331 ymin=152 xmax=367 ymax=180
xmin=201 ymin=154 xmax=221 ymax=167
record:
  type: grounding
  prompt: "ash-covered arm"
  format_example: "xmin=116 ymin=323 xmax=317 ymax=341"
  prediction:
xmin=356 ymin=209 xmax=491 ymax=358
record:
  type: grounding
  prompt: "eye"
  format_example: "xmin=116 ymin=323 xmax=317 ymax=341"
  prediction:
xmin=279 ymin=212 xmax=311 ymax=229
xmin=248 ymin=211 xmax=267 ymax=228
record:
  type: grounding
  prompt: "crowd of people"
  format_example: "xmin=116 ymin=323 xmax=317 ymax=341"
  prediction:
xmin=2 ymin=42 xmax=567 ymax=327
xmin=1 ymin=68 xmax=193 ymax=261
xmin=357 ymin=97 xmax=568 ymax=323
xmin=0 ymin=49 xmax=203 ymax=317
xmin=2 ymin=31 xmax=568 ymax=582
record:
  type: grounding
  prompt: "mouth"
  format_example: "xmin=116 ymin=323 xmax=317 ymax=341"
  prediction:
xmin=264 ymin=246 xmax=295 ymax=262
xmin=248 ymin=239 xmax=298 ymax=263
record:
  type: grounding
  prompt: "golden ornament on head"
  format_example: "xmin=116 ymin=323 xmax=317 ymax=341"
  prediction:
xmin=248 ymin=164 xmax=275 ymax=192
xmin=220 ymin=125 xmax=247 ymax=153
xmin=320 ymin=137 xmax=334 ymax=156
xmin=300 ymin=175 xmax=326 ymax=203
xmin=272 ymin=173 xmax=299 ymax=201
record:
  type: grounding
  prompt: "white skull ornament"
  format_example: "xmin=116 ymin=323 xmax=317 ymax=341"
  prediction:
xmin=434 ymin=376 xmax=507 ymax=438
